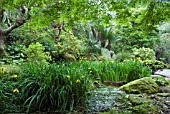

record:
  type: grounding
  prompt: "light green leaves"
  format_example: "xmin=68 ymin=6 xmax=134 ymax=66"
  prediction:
xmin=1 ymin=0 xmax=170 ymax=32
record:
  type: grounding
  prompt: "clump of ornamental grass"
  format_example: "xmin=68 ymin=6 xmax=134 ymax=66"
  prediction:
xmin=98 ymin=60 xmax=152 ymax=83
xmin=17 ymin=62 xmax=93 ymax=113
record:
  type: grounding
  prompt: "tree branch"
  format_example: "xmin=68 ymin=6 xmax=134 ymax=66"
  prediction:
xmin=0 ymin=9 xmax=5 ymax=24
xmin=2 ymin=7 xmax=31 ymax=35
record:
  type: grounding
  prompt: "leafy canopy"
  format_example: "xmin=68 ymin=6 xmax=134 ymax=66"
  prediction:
xmin=0 ymin=0 xmax=170 ymax=31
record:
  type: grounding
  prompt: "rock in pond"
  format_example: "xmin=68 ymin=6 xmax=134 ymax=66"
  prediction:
xmin=119 ymin=77 xmax=160 ymax=94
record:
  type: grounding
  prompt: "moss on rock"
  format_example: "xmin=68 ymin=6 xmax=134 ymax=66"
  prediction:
xmin=119 ymin=77 xmax=160 ymax=94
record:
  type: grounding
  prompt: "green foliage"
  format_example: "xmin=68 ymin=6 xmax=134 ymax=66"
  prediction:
xmin=96 ymin=25 xmax=113 ymax=41
xmin=0 ymin=65 xmax=20 ymax=77
xmin=2 ymin=24 xmax=56 ymax=64
xmin=1 ymin=1 xmax=170 ymax=113
xmin=157 ymin=33 xmax=170 ymax=63
xmin=153 ymin=76 xmax=169 ymax=86
xmin=65 ymin=60 xmax=151 ymax=83
xmin=18 ymin=62 xmax=93 ymax=113
xmin=115 ymin=52 xmax=134 ymax=62
xmin=2 ymin=44 xmax=26 ymax=65
xmin=112 ymin=25 xmax=160 ymax=53
xmin=0 ymin=60 xmax=153 ymax=112
xmin=0 ymin=67 xmax=5 ymax=76
xmin=72 ymin=23 xmax=102 ymax=57
xmin=0 ymin=76 xmax=21 ymax=112
xmin=168 ymin=63 xmax=170 ymax=69
xmin=132 ymin=47 xmax=156 ymax=60
xmin=25 ymin=42 xmax=51 ymax=64
xmin=9 ymin=26 xmax=56 ymax=47
xmin=0 ymin=66 xmax=21 ymax=112
xmin=98 ymin=60 xmax=151 ymax=83
xmin=9 ymin=26 xmax=36 ymax=46
xmin=52 ymin=32 xmax=86 ymax=61
xmin=143 ymin=59 xmax=168 ymax=73
xmin=112 ymin=1 xmax=170 ymax=32
xmin=1 ymin=0 xmax=169 ymax=32
xmin=131 ymin=47 xmax=168 ymax=72
xmin=135 ymin=1 xmax=170 ymax=32
xmin=85 ymin=38 xmax=102 ymax=56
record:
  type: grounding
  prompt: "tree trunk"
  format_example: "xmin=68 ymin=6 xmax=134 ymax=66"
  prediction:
xmin=0 ymin=30 xmax=4 ymax=58
xmin=106 ymin=36 xmax=112 ymax=51
xmin=0 ymin=7 xmax=31 ymax=58
xmin=101 ymin=40 xmax=106 ymax=48
xmin=51 ymin=22 xmax=65 ymax=43
xmin=106 ymin=43 xmax=112 ymax=51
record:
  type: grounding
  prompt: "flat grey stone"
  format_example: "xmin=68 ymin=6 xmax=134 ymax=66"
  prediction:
xmin=165 ymin=78 xmax=170 ymax=81
xmin=151 ymin=75 xmax=163 ymax=78
xmin=154 ymin=69 xmax=170 ymax=78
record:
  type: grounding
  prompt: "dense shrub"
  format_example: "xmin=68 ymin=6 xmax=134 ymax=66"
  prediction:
xmin=157 ymin=33 xmax=170 ymax=63
xmin=3 ymin=26 xmax=55 ymax=65
xmin=2 ymin=44 xmax=26 ymax=65
xmin=24 ymin=42 xmax=51 ymax=64
xmin=143 ymin=59 xmax=168 ymax=73
xmin=52 ymin=32 xmax=87 ymax=61
xmin=132 ymin=47 xmax=155 ymax=60
xmin=112 ymin=25 xmax=160 ymax=53
xmin=132 ymin=47 xmax=168 ymax=73
xmin=17 ymin=62 xmax=93 ymax=113
xmin=9 ymin=26 xmax=55 ymax=47
xmin=115 ymin=51 xmax=134 ymax=62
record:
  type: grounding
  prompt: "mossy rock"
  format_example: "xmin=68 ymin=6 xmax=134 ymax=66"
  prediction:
xmin=131 ymin=103 xmax=159 ymax=114
xmin=152 ymin=75 xmax=170 ymax=86
xmin=128 ymin=94 xmax=152 ymax=105
xmin=156 ymin=93 xmax=170 ymax=97
xmin=127 ymin=94 xmax=160 ymax=114
xmin=119 ymin=77 xmax=160 ymax=94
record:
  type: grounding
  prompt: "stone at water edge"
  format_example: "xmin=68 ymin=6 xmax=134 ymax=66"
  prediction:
xmin=119 ymin=77 xmax=160 ymax=94
xmin=154 ymin=69 xmax=170 ymax=79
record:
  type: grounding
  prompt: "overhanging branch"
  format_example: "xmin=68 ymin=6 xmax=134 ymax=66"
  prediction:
xmin=2 ymin=7 xmax=31 ymax=35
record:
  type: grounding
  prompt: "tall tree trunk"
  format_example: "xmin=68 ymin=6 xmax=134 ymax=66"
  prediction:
xmin=0 ymin=30 xmax=4 ymax=58
xmin=0 ymin=9 xmax=4 ymax=57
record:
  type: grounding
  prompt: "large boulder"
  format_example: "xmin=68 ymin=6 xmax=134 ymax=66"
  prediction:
xmin=119 ymin=77 xmax=160 ymax=94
